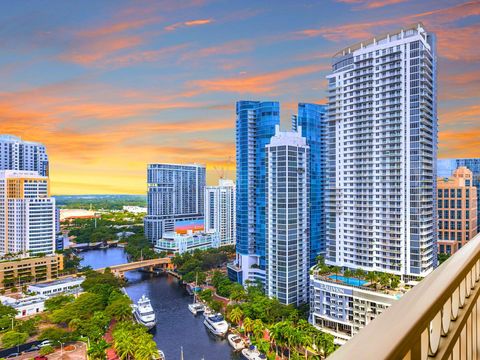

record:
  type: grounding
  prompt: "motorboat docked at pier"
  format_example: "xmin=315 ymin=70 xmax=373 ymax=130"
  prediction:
xmin=227 ymin=333 xmax=246 ymax=351
xmin=188 ymin=302 xmax=205 ymax=315
xmin=203 ymin=313 xmax=229 ymax=337
xmin=241 ymin=345 xmax=267 ymax=360
xmin=132 ymin=294 xmax=156 ymax=330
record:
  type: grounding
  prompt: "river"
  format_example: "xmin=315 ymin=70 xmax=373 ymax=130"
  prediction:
xmin=80 ymin=248 xmax=241 ymax=360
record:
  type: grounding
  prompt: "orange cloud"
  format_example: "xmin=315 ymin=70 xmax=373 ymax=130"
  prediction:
xmin=165 ymin=18 xmax=213 ymax=31
xmin=179 ymin=40 xmax=254 ymax=62
xmin=294 ymin=1 xmax=480 ymax=61
xmin=189 ymin=63 xmax=329 ymax=94
xmin=60 ymin=35 xmax=143 ymax=65
xmin=336 ymin=0 xmax=408 ymax=9
xmin=439 ymin=129 xmax=480 ymax=159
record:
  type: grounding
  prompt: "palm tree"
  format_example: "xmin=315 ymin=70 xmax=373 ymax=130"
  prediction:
xmin=298 ymin=332 xmax=313 ymax=360
xmin=113 ymin=328 xmax=135 ymax=360
xmin=134 ymin=333 xmax=158 ymax=360
xmin=343 ymin=269 xmax=353 ymax=279
xmin=228 ymin=307 xmax=243 ymax=325
xmin=365 ymin=271 xmax=378 ymax=287
xmin=88 ymin=339 xmax=109 ymax=360
xmin=269 ymin=323 xmax=283 ymax=357
xmin=68 ymin=318 xmax=82 ymax=332
xmin=243 ymin=317 xmax=254 ymax=336
xmin=252 ymin=319 xmax=264 ymax=341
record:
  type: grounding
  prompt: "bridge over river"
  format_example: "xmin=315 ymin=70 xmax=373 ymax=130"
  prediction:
xmin=96 ymin=257 xmax=173 ymax=278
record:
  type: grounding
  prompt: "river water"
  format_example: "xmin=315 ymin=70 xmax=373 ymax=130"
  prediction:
xmin=80 ymin=248 xmax=241 ymax=360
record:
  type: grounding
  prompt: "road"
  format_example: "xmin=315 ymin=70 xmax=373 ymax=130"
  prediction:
xmin=11 ymin=342 xmax=87 ymax=360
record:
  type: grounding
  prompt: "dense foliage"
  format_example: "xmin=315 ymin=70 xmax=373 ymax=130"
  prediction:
xmin=112 ymin=321 xmax=159 ymax=360
xmin=55 ymin=195 xmax=146 ymax=210
xmin=172 ymin=245 xmax=235 ymax=283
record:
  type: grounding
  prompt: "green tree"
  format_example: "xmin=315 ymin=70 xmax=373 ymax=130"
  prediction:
xmin=39 ymin=327 xmax=72 ymax=344
xmin=106 ymin=297 xmax=132 ymax=321
xmin=228 ymin=306 xmax=244 ymax=325
xmin=2 ymin=330 xmax=28 ymax=348
xmin=88 ymin=339 xmax=109 ymax=360
xmin=44 ymin=294 xmax=74 ymax=312
xmin=39 ymin=345 xmax=55 ymax=355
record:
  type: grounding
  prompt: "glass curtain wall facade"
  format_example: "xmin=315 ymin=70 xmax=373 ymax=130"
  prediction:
xmin=231 ymin=101 xmax=280 ymax=285
xmin=325 ymin=24 xmax=437 ymax=277
xmin=293 ymin=103 xmax=328 ymax=266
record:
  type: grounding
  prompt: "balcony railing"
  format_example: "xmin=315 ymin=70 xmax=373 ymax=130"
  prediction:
xmin=330 ymin=232 xmax=480 ymax=360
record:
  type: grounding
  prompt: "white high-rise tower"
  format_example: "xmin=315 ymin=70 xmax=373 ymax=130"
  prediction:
xmin=266 ymin=126 xmax=309 ymax=305
xmin=0 ymin=135 xmax=49 ymax=176
xmin=0 ymin=170 xmax=56 ymax=256
xmin=205 ymin=179 xmax=236 ymax=246
xmin=325 ymin=23 xmax=437 ymax=278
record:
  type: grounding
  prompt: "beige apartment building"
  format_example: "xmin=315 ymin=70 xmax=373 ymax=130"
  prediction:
xmin=437 ymin=167 xmax=478 ymax=255
xmin=0 ymin=254 xmax=64 ymax=290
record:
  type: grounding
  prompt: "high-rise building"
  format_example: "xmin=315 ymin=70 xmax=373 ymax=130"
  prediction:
xmin=228 ymin=101 xmax=280 ymax=285
xmin=205 ymin=179 xmax=236 ymax=247
xmin=266 ymin=126 xmax=309 ymax=305
xmin=438 ymin=158 xmax=480 ymax=229
xmin=144 ymin=164 xmax=206 ymax=243
xmin=292 ymin=103 xmax=328 ymax=266
xmin=0 ymin=170 xmax=56 ymax=256
xmin=325 ymin=23 xmax=437 ymax=278
xmin=0 ymin=135 xmax=49 ymax=176
xmin=437 ymin=167 xmax=478 ymax=255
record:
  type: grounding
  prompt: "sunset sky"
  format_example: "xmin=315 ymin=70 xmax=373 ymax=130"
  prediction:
xmin=1 ymin=0 xmax=479 ymax=195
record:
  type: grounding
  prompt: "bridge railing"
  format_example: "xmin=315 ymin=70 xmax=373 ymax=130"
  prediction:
xmin=329 ymin=233 xmax=480 ymax=360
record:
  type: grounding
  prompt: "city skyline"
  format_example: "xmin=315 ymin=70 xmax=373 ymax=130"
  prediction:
xmin=0 ymin=0 xmax=478 ymax=194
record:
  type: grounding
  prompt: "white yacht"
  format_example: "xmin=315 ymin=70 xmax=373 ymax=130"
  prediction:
xmin=188 ymin=302 xmax=205 ymax=315
xmin=227 ymin=333 xmax=246 ymax=351
xmin=203 ymin=313 xmax=229 ymax=337
xmin=241 ymin=346 xmax=266 ymax=360
xmin=133 ymin=295 xmax=156 ymax=330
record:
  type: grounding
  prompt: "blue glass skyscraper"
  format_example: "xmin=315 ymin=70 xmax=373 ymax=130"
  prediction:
xmin=292 ymin=103 xmax=327 ymax=266
xmin=228 ymin=101 xmax=280 ymax=285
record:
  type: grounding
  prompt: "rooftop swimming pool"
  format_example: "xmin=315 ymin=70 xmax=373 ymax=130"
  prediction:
xmin=329 ymin=275 xmax=368 ymax=287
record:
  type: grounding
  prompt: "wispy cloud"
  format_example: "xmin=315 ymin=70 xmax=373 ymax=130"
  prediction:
xmin=189 ymin=63 xmax=329 ymax=94
xmin=294 ymin=1 xmax=480 ymax=61
xmin=165 ymin=18 xmax=213 ymax=31
xmin=336 ymin=0 xmax=408 ymax=9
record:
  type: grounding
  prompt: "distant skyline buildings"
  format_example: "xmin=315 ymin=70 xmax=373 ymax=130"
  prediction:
xmin=437 ymin=166 xmax=478 ymax=255
xmin=0 ymin=135 xmax=49 ymax=177
xmin=266 ymin=126 xmax=309 ymax=305
xmin=438 ymin=158 xmax=480 ymax=230
xmin=205 ymin=179 xmax=236 ymax=247
xmin=324 ymin=23 xmax=437 ymax=278
xmin=144 ymin=163 xmax=206 ymax=243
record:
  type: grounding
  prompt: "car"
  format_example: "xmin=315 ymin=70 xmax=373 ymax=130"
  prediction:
xmin=34 ymin=356 xmax=48 ymax=360
xmin=38 ymin=340 xmax=52 ymax=348
xmin=25 ymin=345 xmax=40 ymax=352
xmin=5 ymin=353 xmax=19 ymax=358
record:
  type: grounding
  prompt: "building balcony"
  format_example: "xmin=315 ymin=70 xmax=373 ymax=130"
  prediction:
xmin=330 ymin=232 xmax=480 ymax=359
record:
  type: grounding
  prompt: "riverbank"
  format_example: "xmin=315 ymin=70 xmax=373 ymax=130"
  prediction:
xmin=80 ymin=248 xmax=239 ymax=359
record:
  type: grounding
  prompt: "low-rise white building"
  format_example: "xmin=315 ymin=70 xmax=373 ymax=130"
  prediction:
xmin=309 ymin=271 xmax=403 ymax=345
xmin=1 ymin=295 xmax=47 ymax=318
xmin=28 ymin=276 xmax=85 ymax=297
xmin=154 ymin=230 xmax=220 ymax=254
xmin=122 ymin=206 xmax=147 ymax=214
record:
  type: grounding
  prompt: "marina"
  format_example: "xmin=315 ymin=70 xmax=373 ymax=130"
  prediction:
xmin=80 ymin=247 xmax=241 ymax=359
